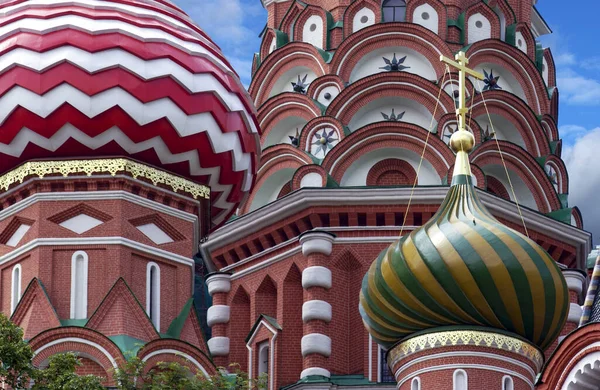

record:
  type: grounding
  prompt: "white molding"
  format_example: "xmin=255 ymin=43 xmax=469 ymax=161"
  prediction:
xmin=146 ymin=262 xmax=161 ymax=331
xmin=142 ymin=349 xmax=209 ymax=378
xmin=245 ymin=319 xmax=278 ymax=390
xmin=301 ymin=333 xmax=331 ymax=357
xmin=368 ymin=335 xmax=373 ymax=382
xmin=70 ymin=251 xmax=89 ymax=320
xmin=207 ymin=337 xmax=230 ymax=356
xmin=0 ymin=237 xmax=195 ymax=267
xmin=568 ymin=302 xmax=583 ymax=323
xmin=563 ymin=270 xmax=587 ymax=296
xmin=299 ymin=232 xmax=335 ymax=256
xmin=302 ymin=300 xmax=332 ymax=323
xmin=207 ymin=305 xmax=230 ymax=327
xmin=230 ymin=246 xmax=301 ymax=280
xmin=300 ymin=367 xmax=331 ymax=378
xmin=302 ymin=266 xmax=332 ymax=289
xmin=453 ymin=369 xmax=468 ymax=390
xmin=202 ymin=187 xmax=591 ymax=271
xmin=502 ymin=375 xmax=514 ymax=390
xmin=411 ymin=377 xmax=421 ymax=390
xmin=206 ymin=273 xmax=232 ymax=295
xmin=377 ymin=344 xmax=382 ymax=383
xmin=34 ymin=337 xmax=117 ymax=368
xmin=10 ymin=264 xmax=22 ymax=314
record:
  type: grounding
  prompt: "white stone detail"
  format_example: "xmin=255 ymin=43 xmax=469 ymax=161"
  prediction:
xmin=6 ymin=224 xmax=30 ymax=247
xmin=207 ymin=305 xmax=230 ymax=327
xmin=302 ymin=15 xmax=324 ymax=49
xmin=413 ymin=4 xmax=438 ymax=34
xmin=300 ymin=367 xmax=331 ymax=378
xmin=515 ymin=31 xmax=527 ymax=54
xmin=59 ymin=214 xmax=103 ymax=234
xmin=207 ymin=337 xmax=230 ymax=356
xmin=300 ymin=172 xmax=323 ymax=188
xmin=353 ymin=8 xmax=375 ymax=33
xmin=468 ymin=13 xmax=491 ymax=44
xmin=302 ymin=300 xmax=332 ymax=323
xmin=568 ymin=302 xmax=583 ymax=323
xmin=301 ymin=333 xmax=331 ymax=357
xmin=299 ymin=232 xmax=335 ymax=256
xmin=564 ymin=270 xmax=586 ymax=296
xmin=542 ymin=57 xmax=549 ymax=85
xmin=302 ymin=266 xmax=332 ymax=289
xmin=206 ymin=273 xmax=232 ymax=296
xmin=137 ymin=223 xmax=174 ymax=245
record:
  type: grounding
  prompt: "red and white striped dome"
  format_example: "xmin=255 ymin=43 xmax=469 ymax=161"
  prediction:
xmin=0 ymin=0 xmax=260 ymax=226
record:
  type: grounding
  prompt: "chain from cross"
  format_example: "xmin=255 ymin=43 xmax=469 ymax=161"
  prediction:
xmin=440 ymin=51 xmax=484 ymax=133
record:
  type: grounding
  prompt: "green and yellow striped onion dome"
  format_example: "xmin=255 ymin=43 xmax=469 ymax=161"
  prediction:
xmin=359 ymin=131 xmax=568 ymax=351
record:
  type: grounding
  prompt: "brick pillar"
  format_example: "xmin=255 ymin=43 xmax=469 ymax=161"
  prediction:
xmin=299 ymin=230 xmax=336 ymax=379
xmin=559 ymin=270 xmax=587 ymax=342
xmin=206 ymin=272 xmax=232 ymax=365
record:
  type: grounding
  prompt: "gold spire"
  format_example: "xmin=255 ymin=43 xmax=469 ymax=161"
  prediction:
xmin=440 ymin=51 xmax=484 ymax=178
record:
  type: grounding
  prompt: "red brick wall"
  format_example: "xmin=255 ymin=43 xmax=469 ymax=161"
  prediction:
xmin=279 ymin=264 xmax=303 ymax=386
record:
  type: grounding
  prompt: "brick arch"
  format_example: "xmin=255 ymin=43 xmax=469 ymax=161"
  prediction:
xmin=260 ymin=28 xmax=278 ymax=64
xmin=342 ymin=0 xmax=381 ymax=38
xmin=240 ymin=145 xmax=311 ymax=215
xmin=366 ymin=158 xmax=417 ymax=186
xmin=279 ymin=262 xmax=303 ymax=384
xmin=321 ymin=121 xmax=454 ymax=183
xmin=306 ymin=74 xmax=344 ymax=100
xmin=544 ymin=48 xmax=557 ymax=88
xmin=257 ymin=92 xmax=320 ymax=143
xmin=292 ymin=164 xmax=327 ymax=190
xmin=279 ymin=1 xmax=305 ymax=36
xmin=471 ymin=90 xmax=550 ymax=157
xmin=249 ymin=42 xmax=328 ymax=106
xmin=551 ymin=88 xmax=559 ymax=121
xmin=487 ymin=0 xmax=517 ymax=24
xmin=538 ymin=323 xmax=600 ymax=390
xmin=572 ymin=207 xmax=584 ymax=230
xmin=464 ymin=1 xmax=501 ymax=42
xmin=277 ymin=181 xmax=293 ymax=199
xmin=139 ymin=339 xmax=216 ymax=378
xmin=471 ymin=141 xmax=561 ymax=213
xmin=299 ymin=117 xmax=345 ymax=151
xmin=436 ymin=112 xmax=483 ymax=145
xmin=293 ymin=5 xmax=328 ymax=49
xmin=466 ymin=40 xmax=550 ymax=115
xmin=405 ymin=0 xmax=448 ymax=40
xmin=486 ymin=175 xmax=510 ymax=200
xmin=330 ymin=22 xmax=454 ymax=82
xmin=541 ymin=114 xmax=559 ymax=142
xmin=228 ymin=285 xmax=251 ymax=371
xmin=254 ymin=275 xmax=277 ymax=319
xmin=545 ymin=155 xmax=569 ymax=195
xmin=326 ymin=72 xmax=455 ymax=125
xmin=30 ymin=327 xmax=126 ymax=385
xmin=514 ymin=22 xmax=536 ymax=60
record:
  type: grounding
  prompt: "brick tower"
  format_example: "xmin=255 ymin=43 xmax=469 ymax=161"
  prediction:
xmin=0 ymin=0 xmax=260 ymax=386
xmin=201 ymin=0 xmax=593 ymax=389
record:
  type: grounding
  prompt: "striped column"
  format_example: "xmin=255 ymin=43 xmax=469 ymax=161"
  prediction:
xmin=206 ymin=272 xmax=232 ymax=363
xmin=299 ymin=230 xmax=335 ymax=379
xmin=559 ymin=269 xmax=587 ymax=342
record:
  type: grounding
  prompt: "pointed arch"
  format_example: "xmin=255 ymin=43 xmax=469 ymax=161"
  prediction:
xmin=306 ymin=74 xmax=344 ymax=107
xmin=406 ymin=0 xmax=447 ymax=38
xmin=146 ymin=261 xmax=161 ymax=331
xmin=543 ymin=48 xmax=557 ymax=88
xmin=465 ymin=1 xmax=501 ymax=44
xmin=71 ymin=251 xmax=89 ymax=320
xmin=540 ymin=114 xmax=559 ymax=142
xmin=293 ymin=5 xmax=328 ymax=50
xmin=545 ymin=155 xmax=569 ymax=195
xmin=299 ymin=116 xmax=345 ymax=154
xmin=514 ymin=22 xmax=536 ymax=60
xmin=343 ymin=0 xmax=381 ymax=37
xmin=330 ymin=250 xmax=365 ymax=375
xmin=279 ymin=1 xmax=305 ymax=37
xmin=255 ymin=275 xmax=277 ymax=319
xmin=229 ymin=285 xmax=251 ymax=371
xmin=280 ymin=263 xmax=303 ymax=384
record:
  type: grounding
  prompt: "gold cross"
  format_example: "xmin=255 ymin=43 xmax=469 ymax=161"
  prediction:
xmin=440 ymin=51 xmax=484 ymax=132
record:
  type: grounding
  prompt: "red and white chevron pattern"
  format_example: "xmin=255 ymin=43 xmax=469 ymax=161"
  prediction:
xmin=0 ymin=0 xmax=260 ymax=226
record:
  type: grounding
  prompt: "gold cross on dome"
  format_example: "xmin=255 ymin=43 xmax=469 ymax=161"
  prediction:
xmin=440 ymin=51 xmax=484 ymax=132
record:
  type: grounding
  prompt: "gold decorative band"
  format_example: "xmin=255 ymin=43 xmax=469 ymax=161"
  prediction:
xmin=0 ymin=158 xmax=210 ymax=200
xmin=388 ymin=329 xmax=544 ymax=371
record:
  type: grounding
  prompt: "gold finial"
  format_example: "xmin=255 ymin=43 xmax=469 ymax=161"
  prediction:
xmin=440 ymin=52 xmax=484 ymax=177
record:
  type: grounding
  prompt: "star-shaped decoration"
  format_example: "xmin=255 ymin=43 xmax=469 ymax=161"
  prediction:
xmin=311 ymin=129 xmax=338 ymax=157
xmin=288 ymin=128 xmax=300 ymax=147
xmin=483 ymin=125 xmax=496 ymax=141
xmin=381 ymin=109 xmax=405 ymax=122
xmin=482 ymin=69 xmax=502 ymax=91
xmin=292 ymin=74 xmax=309 ymax=94
xmin=379 ymin=53 xmax=410 ymax=72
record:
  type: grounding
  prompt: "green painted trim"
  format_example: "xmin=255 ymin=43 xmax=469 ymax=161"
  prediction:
xmin=317 ymin=47 xmax=334 ymax=63
xmin=535 ymin=156 xmax=547 ymax=168
xmin=549 ymin=140 xmax=559 ymax=155
xmin=447 ymin=13 xmax=465 ymax=45
xmin=545 ymin=208 xmax=573 ymax=225
xmin=275 ymin=29 xmax=289 ymax=48
xmin=331 ymin=20 xmax=343 ymax=29
xmin=312 ymin=98 xmax=327 ymax=115
xmin=505 ymin=24 xmax=517 ymax=46
xmin=60 ymin=319 xmax=87 ymax=327
xmin=108 ymin=335 xmax=146 ymax=357
xmin=326 ymin=12 xmax=334 ymax=50
xmin=167 ymin=298 xmax=194 ymax=339
xmin=325 ymin=174 xmax=339 ymax=188
xmin=558 ymin=194 xmax=569 ymax=209
xmin=244 ymin=314 xmax=282 ymax=343
xmin=343 ymin=126 xmax=351 ymax=136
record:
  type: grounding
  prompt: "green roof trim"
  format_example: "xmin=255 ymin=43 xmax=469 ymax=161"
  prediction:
xmin=317 ymin=47 xmax=334 ymax=63
xmin=326 ymin=12 xmax=334 ymax=50
xmin=535 ymin=156 xmax=547 ymax=168
xmin=343 ymin=126 xmax=351 ymax=136
xmin=167 ymin=298 xmax=194 ymax=339
xmin=245 ymin=314 xmax=282 ymax=343
xmin=281 ymin=374 xmax=394 ymax=389
xmin=275 ymin=29 xmax=289 ymax=48
xmin=545 ymin=208 xmax=573 ymax=225
xmin=550 ymin=140 xmax=559 ymax=155
xmin=108 ymin=335 xmax=146 ymax=357
xmin=558 ymin=193 xmax=569 ymax=209
xmin=331 ymin=20 xmax=343 ymax=29
xmin=326 ymin=174 xmax=339 ymax=188
xmin=505 ymin=24 xmax=517 ymax=46
xmin=312 ymin=99 xmax=327 ymax=115
xmin=60 ymin=319 xmax=87 ymax=327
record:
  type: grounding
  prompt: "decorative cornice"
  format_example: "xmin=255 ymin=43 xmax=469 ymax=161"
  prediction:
xmin=0 ymin=159 xmax=210 ymax=200
xmin=388 ymin=328 xmax=544 ymax=372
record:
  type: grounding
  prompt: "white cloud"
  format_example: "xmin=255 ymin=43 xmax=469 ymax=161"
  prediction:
xmin=555 ymin=52 xmax=576 ymax=66
xmin=560 ymin=124 xmax=588 ymax=137
xmin=563 ymin=127 xmax=600 ymax=244
xmin=557 ymin=68 xmax=600 ymax=106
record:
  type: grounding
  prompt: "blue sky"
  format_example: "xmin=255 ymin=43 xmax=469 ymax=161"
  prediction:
xmin=176 ymin=0 xmax=600 ymax=246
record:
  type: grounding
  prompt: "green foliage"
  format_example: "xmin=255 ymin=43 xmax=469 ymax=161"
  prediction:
xmin=0 ymin=313 xmax=36 ymax=389
xmin=32 ymin=353 xmax=104 ymax=390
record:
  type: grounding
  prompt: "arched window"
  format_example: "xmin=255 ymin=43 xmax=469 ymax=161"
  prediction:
xmin=11 ymin=264 xmax=22 ymax=314
xmin=70 ymin=251 xmax=89 ymax=319
xmin=411 ymin=377 xmax=421 ymax=390
xmin=258 ymin=341 xmax=269 ymax=377
xmin=453 ymin=369 xmax=468 ymax=390
xmin=382 ymin=0 xmax=407 ymax=22
xmin=146 ymin=262 xmax=161 ymax=331
xmin=502 ymin=376 xmax=514 ymax=390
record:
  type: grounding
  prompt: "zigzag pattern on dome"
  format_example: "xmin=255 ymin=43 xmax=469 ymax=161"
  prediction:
xmin=244 ymin=0 xmax=577 ymax=231
xmin=0 ymin=0 xmax=261 ymax=227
